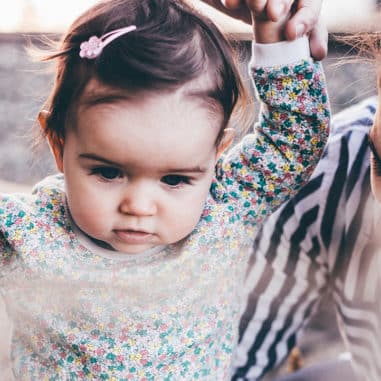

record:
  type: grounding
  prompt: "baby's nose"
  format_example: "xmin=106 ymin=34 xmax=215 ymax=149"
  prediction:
xmin=118 ymin=182 xmax=157 ymax=216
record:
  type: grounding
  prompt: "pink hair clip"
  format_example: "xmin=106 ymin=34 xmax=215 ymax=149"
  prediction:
xmin=79 ymin=25 xmax=137 ymax=59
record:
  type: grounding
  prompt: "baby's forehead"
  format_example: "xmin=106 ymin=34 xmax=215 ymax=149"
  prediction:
xmin=78 ymin=77 xmax=223 ymax=117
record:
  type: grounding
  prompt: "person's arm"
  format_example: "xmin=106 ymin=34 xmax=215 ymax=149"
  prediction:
xmin=233 ymin=204 xmax=329 ymax=380
xmin=231 ymin=138 xmax=333 ymax=380
xmin=214 ymin=1 xmax=330 ymax=226
xmin=232 ymin=97 xmax=378 ymax=380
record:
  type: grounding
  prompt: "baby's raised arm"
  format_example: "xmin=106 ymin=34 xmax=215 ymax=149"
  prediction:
xmin=212 ymin=0 xmax=330 ymax=227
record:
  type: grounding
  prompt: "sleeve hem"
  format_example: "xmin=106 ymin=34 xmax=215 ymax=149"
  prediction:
xmin=251 ymin=36 xmax=310 ymax=67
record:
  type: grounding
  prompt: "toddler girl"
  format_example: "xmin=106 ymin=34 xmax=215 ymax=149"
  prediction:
xmin=0 ymin=0 xmax=329 ymax=379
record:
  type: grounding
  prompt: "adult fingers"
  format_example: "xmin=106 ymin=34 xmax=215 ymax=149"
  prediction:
xmin=285 ymin=0 xmax=322 ymax=40
xmin=201 ymin=0 xmax=252 ymax=24
xmin=244 ymin=0 xmax=268 ymax=15
xmin=307 ymin=18 xmax=328 ymax=60
xmin=266 ymin=0 xmax=295 ymax=22
xmin=221 ymin=0 xmax=245 ymax=9
xmin=222 ymin=0 xmax=269 ymax=22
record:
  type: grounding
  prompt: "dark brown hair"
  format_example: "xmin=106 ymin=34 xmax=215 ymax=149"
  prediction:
xmin=38 ymin=0 xmax=250 ymax=150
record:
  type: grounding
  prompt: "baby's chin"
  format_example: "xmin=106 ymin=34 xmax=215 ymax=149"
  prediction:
xmin=87 ymin=227 xmax=193 ymax=255
xmin=91 ymin=236 xmax=159 ymax=255
xmin=113 ymin=244 xmax=158 ymax=255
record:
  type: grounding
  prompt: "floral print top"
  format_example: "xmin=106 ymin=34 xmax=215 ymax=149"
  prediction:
xmin=0 ymin=50 xmax=330 ymax=380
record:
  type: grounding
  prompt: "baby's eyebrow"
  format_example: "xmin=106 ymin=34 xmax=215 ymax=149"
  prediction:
xmin=78 ymin=153 xmax=208 ymax=173
xmin=81 ymin=94 xmax=131 ymax=109
xmin=78 ymin=153 xmax=120 ymax=166
xmin=164 ymin=166 xmax=208 ymax=174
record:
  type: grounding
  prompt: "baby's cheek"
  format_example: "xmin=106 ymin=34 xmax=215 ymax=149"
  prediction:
xmin=69 ymin=194 xmax=106 ymax=230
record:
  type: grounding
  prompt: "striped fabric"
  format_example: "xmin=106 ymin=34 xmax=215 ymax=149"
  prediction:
xmin=231 ymin=96 xmax=381 ymax=381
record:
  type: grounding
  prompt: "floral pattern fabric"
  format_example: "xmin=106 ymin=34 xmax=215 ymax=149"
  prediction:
xmin=0 ymin=59 xmax=330 ymax=380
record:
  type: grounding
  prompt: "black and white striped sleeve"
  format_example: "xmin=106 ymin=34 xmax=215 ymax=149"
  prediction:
xmin=231 ymin=96 xmax=378 ymax=381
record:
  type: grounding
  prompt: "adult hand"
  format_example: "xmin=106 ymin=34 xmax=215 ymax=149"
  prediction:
xmin=202 ymin=0 xmax=327 ymax=60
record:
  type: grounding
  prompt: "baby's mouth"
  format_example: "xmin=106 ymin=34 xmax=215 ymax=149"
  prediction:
xmin=113 ymin=229 xmax=154 ymax=245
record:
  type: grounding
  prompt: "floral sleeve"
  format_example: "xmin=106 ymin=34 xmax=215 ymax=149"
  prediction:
xmin=213 ymin=59 xmax=330 ymax=226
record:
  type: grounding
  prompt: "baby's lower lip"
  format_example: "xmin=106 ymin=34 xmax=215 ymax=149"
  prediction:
xmin=114 ymin=230 xmax=153 ymax=244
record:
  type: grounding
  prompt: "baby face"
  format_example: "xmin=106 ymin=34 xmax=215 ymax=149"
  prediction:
xmin=55 ymin=89 xmax=222 ymax=254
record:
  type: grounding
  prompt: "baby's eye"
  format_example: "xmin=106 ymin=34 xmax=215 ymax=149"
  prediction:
xmin=91 ymin=167 xmax=123 ymax=180
xmin=161 ymin=175 xmax=191 ymax=187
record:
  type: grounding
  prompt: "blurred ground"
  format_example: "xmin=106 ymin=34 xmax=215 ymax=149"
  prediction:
xmin=0 ymin=33 xmax=377 ymax=379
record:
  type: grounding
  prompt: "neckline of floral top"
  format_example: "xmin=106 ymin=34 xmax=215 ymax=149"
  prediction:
xmin=65 ymin=200 xmax=168 ymax=263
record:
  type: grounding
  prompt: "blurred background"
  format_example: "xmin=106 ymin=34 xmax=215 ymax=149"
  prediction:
xmin=0 ymin=0 xmax=380 ymax=379
xmin=0 ymin=0 xmax=379 ymax=33
xmin=0 ymin=0 xmax=380 ymax=189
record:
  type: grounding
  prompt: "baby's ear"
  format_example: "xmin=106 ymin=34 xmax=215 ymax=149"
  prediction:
xmin=38 ymin=110 xmax=64 ymax=173
xmin=216 ymin=128 xmax=235 ymax=158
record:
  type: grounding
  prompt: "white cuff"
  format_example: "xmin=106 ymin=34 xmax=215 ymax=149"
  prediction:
xmin=251 ymin=36 xmax=310 ymax=67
